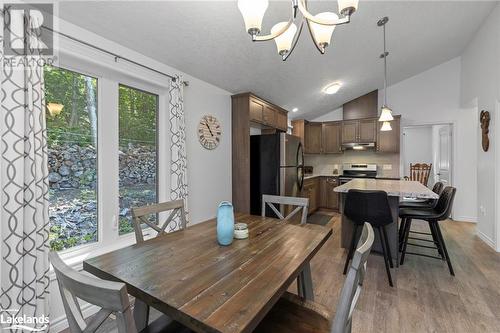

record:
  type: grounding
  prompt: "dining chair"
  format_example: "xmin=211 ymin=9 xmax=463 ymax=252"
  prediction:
xmin=50 ymin=252 xmax=188 ymax=333
xmin=131 ymin=199 xmax=187 ymax=243
xmin=404 ymin=163 xmax=432 ymax=186
xmin=399 ymin=186 xmax=457 ymax=276
xmin=254 ymin=223 xmax=375 ymax=333
xmin=261 ymin=194 xmax=309 ymax=225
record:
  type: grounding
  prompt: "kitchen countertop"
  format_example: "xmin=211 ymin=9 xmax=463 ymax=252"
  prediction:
xmin=334 ymin=178 xmax=438 ymax=199
xmin=304 ymin=174 xmax=340 ymax=180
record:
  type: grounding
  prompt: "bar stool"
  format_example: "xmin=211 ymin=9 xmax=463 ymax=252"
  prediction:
xmin=343 ymin=189 xmax=394 ymax=287
xmin=399 ymin=186 xmax=456 ymax=276
xmin=399 ymin=182 xmax=444 ymax=245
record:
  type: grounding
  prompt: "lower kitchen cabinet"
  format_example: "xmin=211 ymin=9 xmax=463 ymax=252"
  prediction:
xmin=320 ymin=177 xmax=339 ymax=210
xmin=301 ymin=177 xmax=320 ymax=214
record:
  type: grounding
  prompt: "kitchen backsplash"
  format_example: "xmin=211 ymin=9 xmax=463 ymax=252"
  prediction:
xmin=304 ymin=151 xmax=400 ymax=178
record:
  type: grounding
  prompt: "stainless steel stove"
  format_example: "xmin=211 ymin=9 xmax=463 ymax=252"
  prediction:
xmin=339 ymin=163 xmax=377 ymax=184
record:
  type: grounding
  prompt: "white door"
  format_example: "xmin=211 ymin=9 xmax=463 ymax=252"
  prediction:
xmin=436 ymin=125 xmax=452 ymax=186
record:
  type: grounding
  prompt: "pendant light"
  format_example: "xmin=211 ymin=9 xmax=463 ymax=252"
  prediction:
xmin=378 ymin=16 xmax=394 ymax=128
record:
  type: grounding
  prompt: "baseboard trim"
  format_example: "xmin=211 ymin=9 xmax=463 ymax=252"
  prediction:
xmin=452 ymin=215 xmax=478 ymax=223
xmin=50 ymin=303 xmax=99 ymax=333
xmin=476 ymin=229 xmax=496 ymax=250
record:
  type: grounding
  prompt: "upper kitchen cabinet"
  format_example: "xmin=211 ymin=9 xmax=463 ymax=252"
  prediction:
xmin=322 ymin=121 xmax=342 ymax=153
xmin=343 ymin=90 xmax=378 ymax=120
xmin=341 ymin=118 xmax=377 ymax=143
xmin=231 ymin=92 xmax=289 ymax=213
xmin=305 ymin=122 xmax=322 ymax=154
xmin=377 ymin=115 xmax=401 ymax=153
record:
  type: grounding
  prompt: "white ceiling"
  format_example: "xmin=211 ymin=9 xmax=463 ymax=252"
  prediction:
xmin=59 ymin=1 xmax=497 ymax=119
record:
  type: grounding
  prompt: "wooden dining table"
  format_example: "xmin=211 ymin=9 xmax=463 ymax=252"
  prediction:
xmin=83 ymin=213 xmax=332 ymax=333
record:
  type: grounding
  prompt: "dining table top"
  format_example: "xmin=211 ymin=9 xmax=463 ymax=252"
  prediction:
xmin=334 ymin=178 xmax=439 ymax=199
xmin=83 ymin=213 xmax=333 ymax=333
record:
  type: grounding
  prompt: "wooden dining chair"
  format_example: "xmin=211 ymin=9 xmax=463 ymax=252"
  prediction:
xmin=254 ymin=223 xmax=375 ymax=333
xmin=404 ymin=163 xmax=432 ymax=186
xmin=262 ymin=194 xmax=309 ymax=225
xmin=131 ymin=199 xmax=187 ymax=243
xmin=50 ymin=252 xmax=187 ymax=333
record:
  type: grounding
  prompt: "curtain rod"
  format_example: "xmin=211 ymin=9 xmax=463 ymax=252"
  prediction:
xmin=42 ymin=25 xmax=189 ymax=86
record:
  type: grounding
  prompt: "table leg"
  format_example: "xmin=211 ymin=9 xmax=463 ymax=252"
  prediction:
xmin=297 ymin=263 xmax=314 ymax=301
xmin=133 ymin=299 xmax=150 ymax=331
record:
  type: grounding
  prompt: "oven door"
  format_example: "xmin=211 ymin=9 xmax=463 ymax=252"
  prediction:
xmin=339 ymin=177 xmax=352 ymax=185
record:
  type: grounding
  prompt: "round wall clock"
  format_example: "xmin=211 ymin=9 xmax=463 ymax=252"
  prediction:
xmin=197 ymin=115 xmax=221 ymax=150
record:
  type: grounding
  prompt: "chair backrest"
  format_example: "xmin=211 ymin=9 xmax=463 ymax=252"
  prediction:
xmin=261 ymin=194 xmax=309 ymax=225
xmin=408 ymin=163 xmax=432 ymax=186
xmin=434 ymin=186 xmax=456 ymax=220
xmin=49 ymin=252 xmax=136 ymax=333
xmin=331 ymin=223 xmax=374 ymax=333
xmin=131 ymin=199 xmax=187 ymax=243
xmin=344 ymin=190 xmax=392 ymax=227
xmin=432 ymin=181 xmax=444 ymax=195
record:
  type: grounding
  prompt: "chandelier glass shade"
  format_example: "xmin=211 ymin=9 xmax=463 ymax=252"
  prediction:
xmin=237 ymin=0 xmax=359 ymax=61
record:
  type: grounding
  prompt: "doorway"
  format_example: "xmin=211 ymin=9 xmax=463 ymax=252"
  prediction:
xmin=402 ymin=124 xmax=453 ymax=188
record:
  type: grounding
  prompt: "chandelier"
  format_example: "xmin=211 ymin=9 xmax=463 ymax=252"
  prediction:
xmin=237 ymin=0 xmax=359 ymax=61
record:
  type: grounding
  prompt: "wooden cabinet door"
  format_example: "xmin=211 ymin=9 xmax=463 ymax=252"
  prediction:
xmin=322 ymin=122 xmax=342 ymax=153
xmin=377 ymin=116 xmax=400 ymax=153
xmin=249 ymin=99 xmax=263 ymax=123
xmin=319 ymin=177 xmax=328 ymax=208
xmin=262 ymin=105 xmax=276 ymax=127
xmin=305 ymin=123 xmax=322 ymax=154
xmin=326 ymin=178 xmax=339 ymax=210
xmin=359 ymin=119 xmax=377 ymax=142
xmin=342 ymin=120 xmax=358 ymax=143
xmin=275 ymin=111 xmax=288 ymax=132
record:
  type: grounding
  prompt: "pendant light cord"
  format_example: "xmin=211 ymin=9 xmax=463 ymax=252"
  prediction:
xmin=383 ymin=23 xmax=388 ymax=107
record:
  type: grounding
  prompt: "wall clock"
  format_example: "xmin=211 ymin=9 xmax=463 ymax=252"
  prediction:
xmin=198 ymin=115 xmax=221 ymax=150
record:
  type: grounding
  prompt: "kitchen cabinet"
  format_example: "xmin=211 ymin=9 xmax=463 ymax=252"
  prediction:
xmin=377 ymin=115 xmax=400 ymax=153
xmin=304 ymin=122 xmax=322 ymax=154
xmin=301 ymin=177 xmax=320 ymax=214
xmin=342 ymin=119 xmax=377 ymax=143
xmin=322 ymin=122 xmax=342 ymax=153
xmin=320 ymin=177 xmax=339 ymax=210
xmin=231 ymin=92 xmax=289 ymax=213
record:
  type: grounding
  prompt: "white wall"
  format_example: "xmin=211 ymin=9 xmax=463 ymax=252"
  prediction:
xmin=403 ymin=126 xmax=434 ymax=184
xmin=311 ymin=107 xmax=343 ymax=122
xmin=460 ymin=4 xmax=500 ymax=250
xmin=49 ymin=17 xmax=232 ymax=332
xmin=310 ymin=57 xmax=477 ymax=223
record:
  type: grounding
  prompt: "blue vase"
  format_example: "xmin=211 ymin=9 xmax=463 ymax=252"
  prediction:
xmin=217 ymin=201 xmax=234 ymax=246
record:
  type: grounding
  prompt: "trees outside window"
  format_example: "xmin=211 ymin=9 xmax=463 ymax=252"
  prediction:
xmin=45 ymin=66 xmax=98 ymax=251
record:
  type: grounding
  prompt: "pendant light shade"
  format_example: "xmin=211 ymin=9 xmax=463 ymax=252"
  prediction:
xmin=310 ymin=12 xmax=338 ymax=50
xmin=380 ymin=121 xmax=392 ymax=132
xmin=237 ymin=0 xmax=269 ymax=35
xmin=379 ymin=105 xmax=394 ymax=122
xmin=338 ymin=0 xmax=359 ymax=15
xmin=271 ymin=22 xmax=297 ymax=55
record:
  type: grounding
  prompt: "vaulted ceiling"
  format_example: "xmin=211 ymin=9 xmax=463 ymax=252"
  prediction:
xmin=59 ymin=1 xmax=497 ymax=119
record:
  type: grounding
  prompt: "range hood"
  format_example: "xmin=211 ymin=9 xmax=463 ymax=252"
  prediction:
xmin=341 ymin=142 xmax=376 ymax=150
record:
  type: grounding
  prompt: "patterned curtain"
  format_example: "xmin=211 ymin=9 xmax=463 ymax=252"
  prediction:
xmin=0 ymin=8 xmax=50 ymax=330
xmin=168 ymin=75 xmax=189 ymax=230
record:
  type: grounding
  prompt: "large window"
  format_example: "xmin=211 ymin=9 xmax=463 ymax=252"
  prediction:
xmin=118 ymin=85 xmax=158 ymax=235
xmin=45 ymin=66 xmax=98 ymax=251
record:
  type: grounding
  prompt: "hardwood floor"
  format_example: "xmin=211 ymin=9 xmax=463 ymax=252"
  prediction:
xmin=61 ymin=214 xmax=500 ymax=333
xmin=305 ymin=214 xmax=500 ymax=333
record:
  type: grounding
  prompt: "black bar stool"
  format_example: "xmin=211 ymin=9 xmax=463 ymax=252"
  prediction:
xmin=343 ymin=189 xmax=394 ymax=287
xmin=399 ymin=182 xmax=444 ymax=245
xmin=399 ymin=186 xmax=457 ymax=276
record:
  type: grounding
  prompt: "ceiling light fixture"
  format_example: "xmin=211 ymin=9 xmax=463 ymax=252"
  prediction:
xmin=323 ymin=82 xmax=341 ymax=94
xmin=292 ymin=107 xmax=299 ymax=112
xmin=237 ymin=0 xmax=359 ymax=61
xmin=377 ymin=16 xmax=394 ymax=127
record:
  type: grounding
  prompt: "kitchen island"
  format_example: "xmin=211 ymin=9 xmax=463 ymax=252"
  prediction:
xmin=334 ymin=179 xmax=439 ymax=263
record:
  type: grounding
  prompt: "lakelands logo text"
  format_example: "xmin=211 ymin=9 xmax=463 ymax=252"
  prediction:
xmin=0 ymin=309 xmax=49 ymax=332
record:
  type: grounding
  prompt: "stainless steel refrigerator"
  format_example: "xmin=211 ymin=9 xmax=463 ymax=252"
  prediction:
xmin=250 ymin=133 xmax=304 ymax=216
